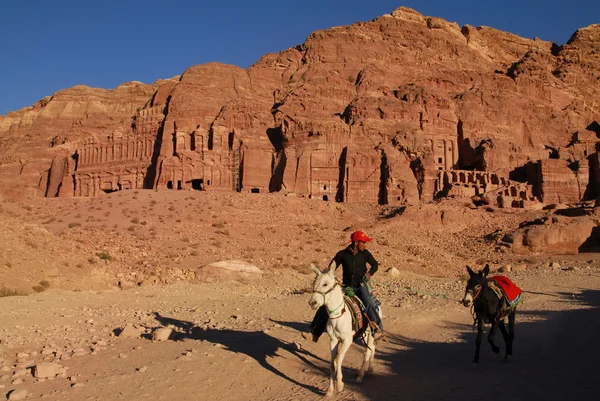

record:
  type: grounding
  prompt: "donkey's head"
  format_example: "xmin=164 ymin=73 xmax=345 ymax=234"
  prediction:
xmin=308 ymin=261 xmax=337 ymax=310
xmin=462 ymin=264 xmax=490 ymax=307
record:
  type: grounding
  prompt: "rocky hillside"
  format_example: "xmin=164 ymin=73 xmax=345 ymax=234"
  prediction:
xmin=0 ymin=7 xmax=598 ymax=204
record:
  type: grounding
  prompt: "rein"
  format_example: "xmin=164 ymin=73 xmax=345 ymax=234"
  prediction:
xmin=469 ymin=285 xmax=483 ymax=326
xmin=328 ymin=300 xmax=346 ymax=319
xmin=472 ymin=285 xmax=483 ymax=301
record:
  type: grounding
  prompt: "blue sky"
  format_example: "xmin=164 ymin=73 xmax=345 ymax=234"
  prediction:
xmin=1 ymin=0 xmax=598 ymax=116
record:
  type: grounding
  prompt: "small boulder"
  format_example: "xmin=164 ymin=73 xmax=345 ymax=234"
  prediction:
xmin=7 ymin=389 xmax=28 ymax=400
xmin=33 ymin=362 xmax=62 ymax=379
xmin=118 ymin=324 xmax=143 ymax=339
xmin=152 ymin=327 xmax=172 ymax=342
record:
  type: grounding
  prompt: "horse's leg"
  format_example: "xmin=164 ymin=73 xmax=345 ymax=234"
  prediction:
xmin=474 ymin=317 xmax=483 ymax=363
xmin=357 ymin=331 xmax=375 ymax=382
xmin=498 ymin=320 xmax=510 ymax=359
xmin=488 ymin=321 xmax=500 ymax=354
xmin=507 ymin=310 xmax=515 ymax=356
xmin=327 ymin=338 xmax=339 ymax=397
xmin=334 ymin=337 xmax=353 ymax=393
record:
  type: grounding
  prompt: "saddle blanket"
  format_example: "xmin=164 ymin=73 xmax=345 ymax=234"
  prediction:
xmin=488 ymin=275 xmax=523 ymax=307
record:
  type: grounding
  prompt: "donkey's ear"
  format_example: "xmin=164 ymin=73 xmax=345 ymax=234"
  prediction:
xmin=466 ymin=265 xmax=475 ymax=276
xmin=327 ymin=260 xmax=336 ymax=275
xmin=310 ymin=263 xmax=321 ymax=277
xmin=482 ymin=264 xmax=490 ymax=277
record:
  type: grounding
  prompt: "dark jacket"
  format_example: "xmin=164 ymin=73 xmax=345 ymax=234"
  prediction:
xmin=332 ymin=246 xmax=379 ymax=288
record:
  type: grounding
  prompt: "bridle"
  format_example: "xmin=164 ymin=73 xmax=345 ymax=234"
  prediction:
xmin=312 ymin=282 xmax=346 ymax=319
xmin=470 ymin=284 xmax=483 ymax=301
xmin=465 ymin=284 xmax=483 ymax=326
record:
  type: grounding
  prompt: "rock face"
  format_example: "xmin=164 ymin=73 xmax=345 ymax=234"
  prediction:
xmin=506 ymin=218 xmax=596 ymax=254
xmin=1 ymin=8 xmax=599 ymax=207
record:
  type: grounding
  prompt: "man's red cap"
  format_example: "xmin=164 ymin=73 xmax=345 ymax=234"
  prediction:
xmin=350 ymin=231 xmax=372 ymax=243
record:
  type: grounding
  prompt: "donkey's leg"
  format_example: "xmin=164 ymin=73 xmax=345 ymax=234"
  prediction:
xmin=357 ymin=332 xmax=374 ymax=383
xmin=487 ymin=321 xmax=500 ymax=354
xmin=367 ymin=332 xmax=376 ymax=376
xmin=498 ymin=320 xmax=510 ymax=359
xmin=334 ymin=337 xmax=353 ymax=393
xmin=327 ymin=339 xmax=339 ymax=397
xmin=474 ymin=318 xmax=483 ymax=363
xmin=368 ymin=308 xmax=382 ymax=375
xmin=507 ymin=311 xmax=516 ymax=356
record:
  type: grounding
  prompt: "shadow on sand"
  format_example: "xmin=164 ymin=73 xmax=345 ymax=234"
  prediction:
xmin=152 ymin=312 xmax=325 ymax=395
xmin=346 ymin=289 xmax=600 ymax=401
xmin=150 ymin=289 xmax=600 ymax=400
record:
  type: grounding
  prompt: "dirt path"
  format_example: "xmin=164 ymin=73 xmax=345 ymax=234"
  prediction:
xmin=2 ymin=267 xmax=600 ymax=400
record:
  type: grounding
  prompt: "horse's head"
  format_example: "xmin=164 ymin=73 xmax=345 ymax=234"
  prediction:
xmin=462 ymin=264 xmax=490 ymax=307
xmin=308 ymin=261 xmax=337 ymax=310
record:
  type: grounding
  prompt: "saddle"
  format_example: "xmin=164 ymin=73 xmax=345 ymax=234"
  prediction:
xmin=344 ymin=296 xmax=367 ymax=338
xmin=487 ymin=275 xmax=524 ymax=321
xmin=342 ymin=288 xmax=381 ymax=339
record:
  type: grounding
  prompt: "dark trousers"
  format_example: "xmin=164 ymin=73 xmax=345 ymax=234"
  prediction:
xmin=309 ymin=286 xmax=382 ymax=341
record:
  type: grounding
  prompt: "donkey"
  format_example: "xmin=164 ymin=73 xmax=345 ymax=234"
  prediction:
xmin=461 ymin=264 xmax=516 ymax=363
xmin=308 ymin=261 xmax=381 ymax=396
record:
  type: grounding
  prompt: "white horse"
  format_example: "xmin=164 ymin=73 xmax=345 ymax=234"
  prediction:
xmin=308 ymin=261 xmax=381 ymax=396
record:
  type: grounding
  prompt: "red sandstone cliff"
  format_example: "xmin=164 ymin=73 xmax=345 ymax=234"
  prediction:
xmin=1 ymin=7 xmax=598 ymax=206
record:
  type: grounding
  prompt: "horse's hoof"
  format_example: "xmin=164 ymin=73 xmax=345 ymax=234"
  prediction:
xmin=325 ymin=390 xmax=334 ymax=397
xmin=337 ymin=383 xmax=344 ymax=392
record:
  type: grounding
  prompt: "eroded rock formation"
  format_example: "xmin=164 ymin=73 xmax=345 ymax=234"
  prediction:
xmin=1 ymin=7 xmax=599 ymax=207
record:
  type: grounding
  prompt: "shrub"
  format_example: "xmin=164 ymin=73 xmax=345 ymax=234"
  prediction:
xmin=97 ymin=251 xmax=113 ymax=261
xmin=68 ymin=222 xmax=81 ymax=228
xmin=32 ymin=280 xmax=51 ymax=293
xmin=0 ymin=287 xmax=26 ymax=297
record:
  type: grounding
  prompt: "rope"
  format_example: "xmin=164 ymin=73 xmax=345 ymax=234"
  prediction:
xmin=371 ymin=279 xmax=459 ymax=302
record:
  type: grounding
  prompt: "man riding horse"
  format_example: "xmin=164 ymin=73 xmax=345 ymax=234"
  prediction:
xmin=309 ymin=230 xmax=384 ymax=341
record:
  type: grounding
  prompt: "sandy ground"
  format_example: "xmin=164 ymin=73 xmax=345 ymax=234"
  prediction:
xmin=1 ymin=266 xmax=600 ymax=400
xmin=2 ymin=190 xmax=600 ymax=400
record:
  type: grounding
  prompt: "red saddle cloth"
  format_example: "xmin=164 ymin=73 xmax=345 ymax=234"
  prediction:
xmin=488 ymin=275 xmax=522 ymax=304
